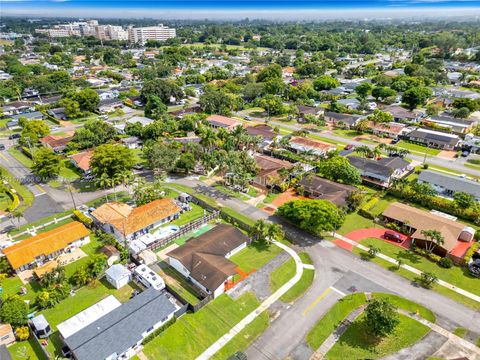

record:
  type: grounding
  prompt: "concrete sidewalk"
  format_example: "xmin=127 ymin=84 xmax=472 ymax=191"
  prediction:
xmin=332 ymin=233 xmax=480 ymax=304
xmin=196 ymin=240 xmax=307 ymax=360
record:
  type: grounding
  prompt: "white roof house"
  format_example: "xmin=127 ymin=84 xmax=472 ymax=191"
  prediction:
xmin=57 ymin=295 xmax=122 ymax=339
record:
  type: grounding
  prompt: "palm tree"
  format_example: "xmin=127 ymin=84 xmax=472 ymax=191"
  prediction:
xmin=95 ymin=174 xmax=111 ymax=201
xmin=200 ymin=128 xmax=217 ymax=153
xmin=420 ymin=229 xmax=445 ymax=255
xmin=249 ymin=219 xmax=267 ymax=243
xmin=354 ymin=145 xmax=372 ymax=158
xmin=265 ymin=223 xmax=284 ymax=244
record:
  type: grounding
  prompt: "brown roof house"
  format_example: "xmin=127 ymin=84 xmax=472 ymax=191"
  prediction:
xmin=253 ymin=154 xmax=294 ymax=188
xmin=40 ymin=134 xmax=73 ymax=153
xmin=2 ymin=222 xmax=90 ymax=273
xmin=288 ymin=136 xmax=336 ymax=156
xmin=100 ymin=245 xmax=121 ymax=266
xmin=69 ymin=150 xmax=94 ymax=174
xmin=298 ymin=175 xmax=356 ymax=207
xmin=206 ymin=115 xmax=241 ymax=131
xmin=167 ymin=224 xmax=249 ymax=298
xmin=91 ymin=199 xmax=181 ymax=242
xmin=382 ymin=202 xmax=476 ymax=263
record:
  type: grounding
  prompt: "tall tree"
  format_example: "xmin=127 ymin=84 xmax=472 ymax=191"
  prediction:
xmin=91 ymin=144 xmax=134 ymax=182
xmin=364 ymin=299 xmax=400 ymax=337
xmin=31 ymin=147 xmax=61 ymax=179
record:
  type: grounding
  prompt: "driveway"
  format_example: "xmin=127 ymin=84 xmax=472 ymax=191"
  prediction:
xmin=337 ymin=228 xmax=411 ymax=251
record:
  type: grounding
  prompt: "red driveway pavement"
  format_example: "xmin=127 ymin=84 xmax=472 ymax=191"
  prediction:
xmin=334 ymin=228 xmax=411 ymax=251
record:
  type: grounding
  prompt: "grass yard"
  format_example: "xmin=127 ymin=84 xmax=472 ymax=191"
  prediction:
xmin=170 ymin=203 xmax=205 ymax=227
xmin=211 ymin=311 xmax=270 ymax=360
xmin=396 ymin=140 xmax=441 ymax=156
xmin=269 ymin=252 xmax=315 ymax=303
xmin=372 ymin=293 xmax=435 ymax=323
xmin=8 ymin=147 xmax=34 ymax=168
xmin=41 ymin=279 xmax=138 ymax=329
xmin=358 ymin=238 xmax=480 ymax=297
xmin=307 ymin=293 xmax=368 ymax=350
xmin=8 ymin=337 xmax=48 ymax=360
xmin=326 ymin=313 xmax=430 ymax=360
xmin=352 ymin=246 xmax=480 ymax=310
xmin=337 ymin=212 xmax=377 ymax=235
xmin=230 ymin=241 xmax=284 ymax=274
xmin=142 ymin=292 xmax=261 ymax=359
xmin=159 ymin=263 xmax=201 ymax=306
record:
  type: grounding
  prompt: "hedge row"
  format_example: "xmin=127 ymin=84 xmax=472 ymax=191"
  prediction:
xmin=73 ymin=210 xmax=93 ymax=227
xmin=142 ymin=316 xmax=177 ymax=345
xmin=6 ymin=189 xmax=20 ymax=212
xmin=358 ymin=197 xmax=379 ymax=219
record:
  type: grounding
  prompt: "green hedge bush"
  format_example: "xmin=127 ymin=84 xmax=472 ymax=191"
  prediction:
xmin=73 ymin=210 xmax=93 ymax=227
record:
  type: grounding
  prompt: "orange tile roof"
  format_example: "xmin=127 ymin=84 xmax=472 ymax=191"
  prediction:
xmin=206 ymin=115 xmax=240 ymax=128
xmin=69 ymin=150 xmax=93 ymax=171
xmin=92 ymin=199 xmax=181 ymax=236
xmin=0 ymin=324 xmax=13 ymax=337
xmin=2 ymin=222 xmax=90 ymax=270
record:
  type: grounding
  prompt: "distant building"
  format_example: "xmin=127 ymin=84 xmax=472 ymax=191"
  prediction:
xmin=324 ymin=112 xmax=362 ymax=129
xmin=128 ymin=24 xmax=176 ymax=45
xmin=205 ymin=115 xmax=241 ymax=131
xmin=406 ymin=128 xmax=461 ymax=150
xmin=288 ymin=136 xmax=336 ymax=156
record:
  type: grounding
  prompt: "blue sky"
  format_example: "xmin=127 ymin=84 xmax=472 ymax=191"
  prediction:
xmin=2 ymin=0 xmax=480 ymax=18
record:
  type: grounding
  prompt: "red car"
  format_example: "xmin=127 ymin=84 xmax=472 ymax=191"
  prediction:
xmin=344 ymin=144 xmax=354 ymax=150
xmin=384 ymin=230 xmax=402 ymax=243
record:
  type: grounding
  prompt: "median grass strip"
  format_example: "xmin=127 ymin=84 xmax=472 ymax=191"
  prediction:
xmin=396 ymin=140 xmax=441 ymax=156
xmin=325 ymin=313 xmax=430 ymax=360
xmin=142 ymin=292 xmax=261 ymax=359
xmin=307 ymin=293 xmax=368 ymax=350
xmin=269 ymin=252 xmax=315 ymax=303
xmin=352 ymin=246 xmax=480 ymax=311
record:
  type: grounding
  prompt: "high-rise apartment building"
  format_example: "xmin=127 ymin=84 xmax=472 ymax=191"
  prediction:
xmin=127 ymin=24 xmax=176 ymax=45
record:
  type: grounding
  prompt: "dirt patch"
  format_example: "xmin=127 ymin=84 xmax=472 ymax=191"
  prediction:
xmin=271 ymin=189 xmax=309 ymax=208
xmin=353 ymin=134 xmax=392 ymax=144
xmin=437 ymin=150 xmax=457 ymax=159
xmin=59 ymin=120 xmax=75 ymax=127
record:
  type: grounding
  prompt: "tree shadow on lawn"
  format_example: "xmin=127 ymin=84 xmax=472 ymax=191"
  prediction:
xmin=335 ymin=319 xmax=383 ymax=352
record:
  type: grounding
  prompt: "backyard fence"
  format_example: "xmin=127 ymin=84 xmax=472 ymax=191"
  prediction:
xmin=146 ymin=210 xmax=220 ymax=252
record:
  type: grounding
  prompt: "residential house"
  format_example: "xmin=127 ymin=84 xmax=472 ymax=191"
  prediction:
xmin=253 ymin=154 xmax=294 ymax=188
xmin=0 ymin=324 xmax=15 ymax=346
xmin=98 ymin=98 xmax=123 ymax=114
xmin=167 ymin=224 xmax=249 ymax=298
xmin=11 ymin=110 xmax=45 ymax=122
xmin=298 ymin=175 xmax=356 ymax=207
xmin=405 ymin=128 xmax=461 ymax=150
xmin=69 ymin=150 xmax=94 ymax=174
xmin=348 ymin=156 xmax=411 ymax=188
xmin=418 ymin=170 xmax=480 ymax=201
xmin=40 ymin=134 xmax=73 ymax=153
xmin=121 ymin=136 xmax=142 ymax=149
xmin=2 ymin=221 xmax=90 ymax=273
xmin=447 ymin=72 xmax=463 ymax=85
xmin=288 ymin=136 xmax=336 ymax=156
xmin=133 ymin=264 xmax=165 ymax=290
xmin=100 ymin=245 xmax=121 ymax=266
xmin=369 ymin=121 xmax=409 ymax=139
xmin=422 ymin=115 xmax=476 ymax=135
xmin=337 ymin=98 xmax=360 ymax=110
xmin=105 ymin=264 xmax=131 ymax=289
xmin=1 ymin=101 xmax=35 ymax=116
xmin=91 ymin=199 xmax=181 ymax=242
xmin=382 ymin=202 xmax=476 ymax=262
xmin=245 ymin=124 xmax=278 ymax=149
xmin=282 ymin=66 xmax=295 ymax=78
xmin=206 ymin=115 xmax=241 ymax=131
xmin=170 ymin=105 xmax=201 ymax=118
xmin=384 ymin=105 xmax=422 ymax=123
xmin=114 ymin=116 xmax=154 ymax=134
xmin=62 ymin=288 xmax=179 ymax=360
xmin=324 ymin=112 xmax=362 ymax=129
xmin=47 ymin=107 xmax=67 ymax=121
xmin=297 ymin=105 xmax=323 ymax=122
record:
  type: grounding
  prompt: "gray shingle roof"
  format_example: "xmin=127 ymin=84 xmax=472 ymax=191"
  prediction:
xmin=65 ymin=288 xmax=176 ymax=360
xmin=418 ymin=170 xmax=480 ymax=199
xmin=348 ymin=156 xmax=394 ymax=178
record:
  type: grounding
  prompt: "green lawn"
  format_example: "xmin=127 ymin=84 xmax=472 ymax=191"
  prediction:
xmin=358 ymin=238 xmax=480 ymax=297
xmin=170 ymin=203 xmax=205 ymax=226
xmin=396 ymin=140 xmax=441 ymax=156
xmin=0 ymin=166 xmax=34 ymax=213
xmin=143 ymin=292 xmax=262 ymax=359
xmin=352 ymin=247 xmax=480 ymax=310
xmin=337 ymin=212 xmax=378 ymax=235
xmin=326 ymin=313 xmax=429 ymax=360
xmin=159 ymin=263 xmax=201 ymax=306
xmin=1 ymin=275 xmax=42 ymax=303
xmin=307 ymin=293 xmax=368 ymax=350
xmin=211 ymin=310 xmax=269 ymax=360
xmin=8 ymin=147 xmax=34 ymax=168
xmin=269 ymin=252 xmax=315 ymax=303
xmin=230 ymin=241 xmax=284 ymax=274
xmin=8 ymin=337 xmax=48 ymax=360
xmin=453 ymin=327 xmax=468 ymax=338
xmin=372 ymin=293 xmax=435 ymax=323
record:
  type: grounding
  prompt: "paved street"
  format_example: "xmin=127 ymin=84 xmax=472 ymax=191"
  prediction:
xmin=174 ymin=177 xmax=480 ymax=360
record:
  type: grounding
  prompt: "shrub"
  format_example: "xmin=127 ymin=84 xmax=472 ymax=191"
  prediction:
xmin=21 ymin=146 xmax=33 ymax=159
xmin=438 ymin=257 xmax=453 ymax=268
xmin=464 ymin=242 xmax=480 ymax=263
xmin=15 ymin=326 xmax=30 ymax=341
xmin=423 ymin=163 xmax=429 ymax=169
xmin=6 ymin=190 xmax=19 ymax=212
xmin=142 ymin=316 xmax=177 ymax=345
xmin=73 ymin=210 xmax=93 ymax=227
xmin=358 ymin=197 xmax=379 ymax=219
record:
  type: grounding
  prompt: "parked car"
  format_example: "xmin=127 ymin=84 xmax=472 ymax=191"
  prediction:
xmin=0 ymin=144 xmax=5 ymax=151
xmin=391 ymin=138 xmax=399 ymax=145
xmin=243 ymin=115 xmax=252 ymax=120
xmin=9 ymin=133 xmax=20 ymax=140
xmin=344 ymin=144 xmax=354 ymax=150
xmin=461 ymin=151 xmax=470 ymax=157
xmin=384 ymin=230 xmax=402 ymax=243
